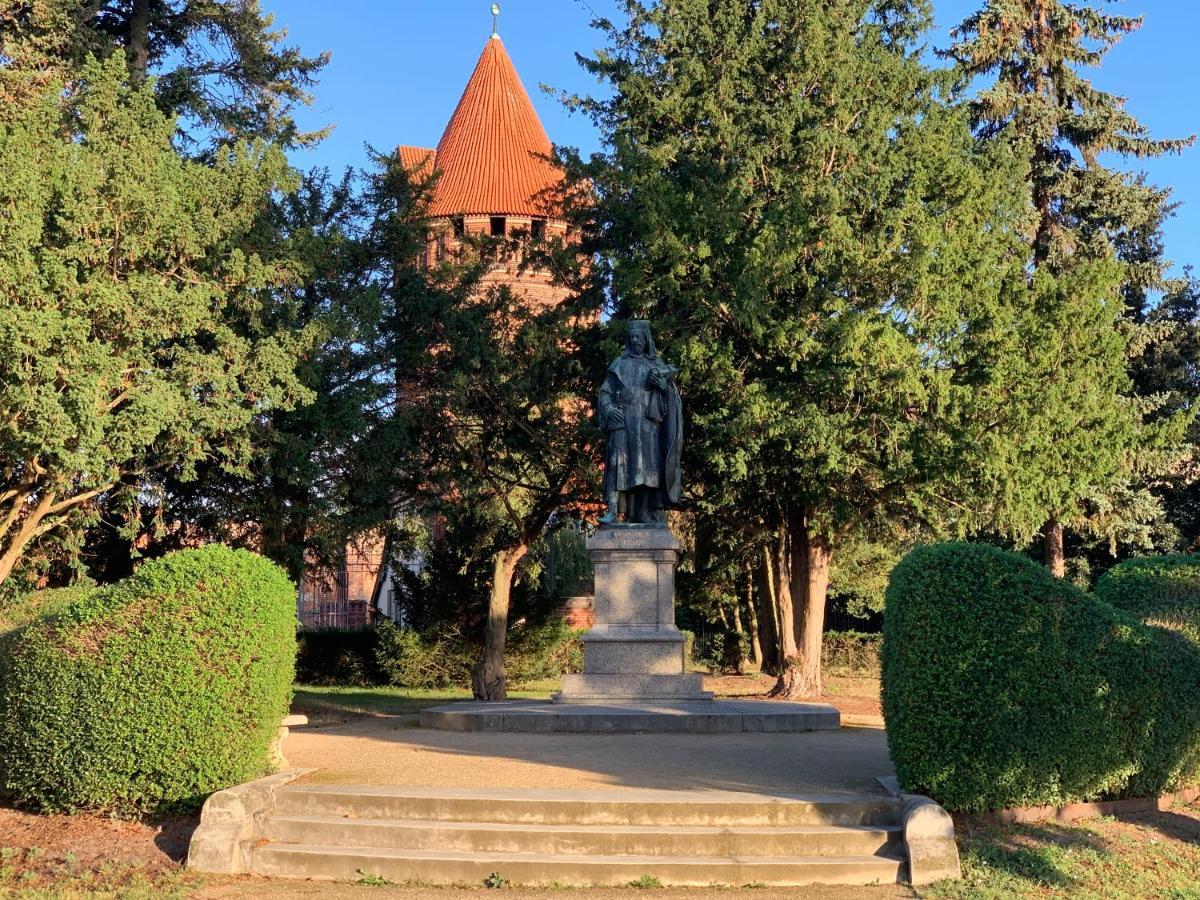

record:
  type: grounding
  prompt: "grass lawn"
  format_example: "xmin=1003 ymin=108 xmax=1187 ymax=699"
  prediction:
xmin=929 ymin=804 xmax=1200 ymax=899
xmin=291 ymin=680 xmax=559 ymax=718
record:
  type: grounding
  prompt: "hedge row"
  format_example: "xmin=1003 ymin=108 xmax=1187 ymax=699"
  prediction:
xmin=1095 ymin=552 xmax=1200 ymax=643
xmin=822 ymin=630 xmax=881 ymax=675
xmin=0 ymin=547 xmax=296 ymax=815
xmin=883 ymin=542 xmax=1200 ymax=812
xmin=295 ymin=619 xmax=584 ymax=689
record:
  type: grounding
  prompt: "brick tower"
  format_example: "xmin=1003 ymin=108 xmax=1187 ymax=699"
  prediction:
xmin=399 ymin=28 xmax=571 ymax=308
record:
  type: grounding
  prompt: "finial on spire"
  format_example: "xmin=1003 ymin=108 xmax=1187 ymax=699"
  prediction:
xmin=490 ymin=3 xmax=501 ymax=38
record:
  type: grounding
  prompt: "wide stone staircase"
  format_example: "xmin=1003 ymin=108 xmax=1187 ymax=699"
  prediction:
xmin=249 ymin=784 xmax=906 ymax=886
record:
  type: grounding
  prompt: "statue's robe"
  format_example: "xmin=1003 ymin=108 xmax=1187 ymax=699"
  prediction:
xmin=598 ymin=353 xmax=683 ymax=507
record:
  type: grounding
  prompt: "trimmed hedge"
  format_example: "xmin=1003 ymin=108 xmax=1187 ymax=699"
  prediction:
xmin=296 ymin=628 xmax=383 ymax=686
xmin=883 ymin=542 xmax=1200 ymax=812
xmin=0 ymin=547 xmax=296 ymax=815
xmin=1095 ymin=553 xmax=1200 ymax=642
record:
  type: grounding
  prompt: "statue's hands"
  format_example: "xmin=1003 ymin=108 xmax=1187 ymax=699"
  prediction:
xmin=604 ymin=405 xmax=626 ymax=432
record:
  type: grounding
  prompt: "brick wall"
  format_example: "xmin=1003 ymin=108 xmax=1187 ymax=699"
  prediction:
xmin=558 ymin=595 xmax=595 ymax=630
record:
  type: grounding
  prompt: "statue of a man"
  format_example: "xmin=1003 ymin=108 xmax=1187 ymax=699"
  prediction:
xmin=598 ymin=320 xmax=683 ymax=524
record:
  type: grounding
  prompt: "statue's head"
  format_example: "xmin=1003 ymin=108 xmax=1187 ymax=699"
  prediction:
xmin=625 ymin=320 xmax=656 ymax=358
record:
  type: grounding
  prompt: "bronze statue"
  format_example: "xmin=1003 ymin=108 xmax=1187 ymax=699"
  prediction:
xmin=598 ymin=321 xmax=683 ymax=525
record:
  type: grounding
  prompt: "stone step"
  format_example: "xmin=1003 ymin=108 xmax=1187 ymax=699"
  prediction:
xmin=250 ymin=843 xmax=905 ymax=887
xmin=262 ymin=814 xmax=902 ymax=858
xmin=274 ymin=786 xmax=901 ymax=828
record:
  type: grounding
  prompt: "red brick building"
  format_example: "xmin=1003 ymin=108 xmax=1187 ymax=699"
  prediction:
xmin=297 ymin=29 xmax=572 ymax=629
xmin=400 ymin=30 xmax=573 ymax=307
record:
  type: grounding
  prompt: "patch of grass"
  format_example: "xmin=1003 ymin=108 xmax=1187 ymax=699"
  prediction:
xmin=355 ymin=868 xmax=394 ymax=886
xmin=291 ymin=682 xmax=559 ymax=718
xmin=483 ymin=871 xmax=509 ymax=888
xmin=628 ymin=874 xmax=663 ymax=888
xmin=929 ymin=805 xmax=1200 ymax=899
xmin=0 ymin=860 xmax=203 ymax=899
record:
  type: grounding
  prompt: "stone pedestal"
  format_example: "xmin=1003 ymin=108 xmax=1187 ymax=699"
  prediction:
xmin=555 ymin=525 xmax=712 ymax=703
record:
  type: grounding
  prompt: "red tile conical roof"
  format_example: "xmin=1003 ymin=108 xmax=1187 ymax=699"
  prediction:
xmin=426 ymin=35 xmax=563 ymax=219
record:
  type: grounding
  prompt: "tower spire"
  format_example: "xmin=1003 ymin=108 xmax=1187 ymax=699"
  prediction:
xmin=490 ymin=3 xmax=500 ymax=39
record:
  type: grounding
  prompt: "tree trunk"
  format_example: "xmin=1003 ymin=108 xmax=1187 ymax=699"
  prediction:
xmin=1043 ymin=517 xmax=1065 ymax=578
xmin=788 ymin=515 xmax=831 ymax=700
xmin=754 ymin=548 xmax=781 ymax=675
xmin=472 ymin=543 xmax=528 ymax=701
xmin=128 ymin=0 xmax=151 ymax=82
xmin=768 ymin=528 xmax=804 ymax=698
xmin=770 ymin=510 xmax=833 ymax=700
xmin=744 ymin=565 xmax=763 ymax=668
xmin=729 ymin=592 xmax=749 ymax=672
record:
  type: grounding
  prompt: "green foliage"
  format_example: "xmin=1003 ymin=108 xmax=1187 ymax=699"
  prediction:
xmin=679 ymin=629 xmax=696 ymax=669
xmin=883 ymin=542 xmax=1200 ymax=811
xmin=1 ymin=0 xmax=329 ymax=150
xmin=375 ymin=619 xmax=582 ymax=691
xmin=945 ymin=1 xmax=1195 ymax=550
xmin=0 ymin=56 xmax=309 ymax=591
xmin=0 ymin=546 xmax=296 ymax=815
xmin=564 ymin=0 xmax=1062 ymax=692
xmin=1096 ymin=553 xmax=1200 ymax=643
xmin=483 ymin=872 xmax=509 ymax=889
xmin=295 ymin=628 xmax=384 ymax=687
xmin=375 ymin=621 xmax=476 ymax=690
xmin=822 ymin=631 xmax=881 ymax=676
xmin=693 ymin=631 xmax=748 ymax=675
xmin=506 ymin=619 xmax=585 ymax=686
xmin=160 ymin=166 xmax=408 ymax=582
xmin=628 ymin=875 xmax=662 ymax=889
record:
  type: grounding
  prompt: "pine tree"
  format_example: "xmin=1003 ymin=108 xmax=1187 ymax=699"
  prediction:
xmin=945 ymin=0 xmax=1195 ymax=575
xmin=1 ymin=0 xmax=328 ymax=149
xmin=566 ymin=0 xmax=1040 ymax=696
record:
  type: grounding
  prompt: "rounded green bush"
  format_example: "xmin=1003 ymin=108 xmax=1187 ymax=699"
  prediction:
xmin=0 ymin=546 xmax=296 ymax=815
xmin=1095 ymin=553 xmax=1200 ymax=642
xmin=883 ymin=542 xmax=1200 ymax=812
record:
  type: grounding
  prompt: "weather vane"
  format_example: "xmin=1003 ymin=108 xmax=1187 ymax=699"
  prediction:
xmin=491 ymin=3 xmax=500 ymax=38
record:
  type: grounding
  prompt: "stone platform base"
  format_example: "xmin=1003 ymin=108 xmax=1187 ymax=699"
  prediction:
xmin=555 ymin=672 xmax=713 ymax=703
xmin=419 ymin=699 xmax=840 ymax=733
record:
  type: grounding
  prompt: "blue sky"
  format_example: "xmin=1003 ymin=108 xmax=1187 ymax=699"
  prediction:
xmin=273 ymin=1 xmax=1200 ymax=278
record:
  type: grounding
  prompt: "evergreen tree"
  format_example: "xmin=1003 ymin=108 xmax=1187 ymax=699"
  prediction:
xmin=149 ymin=166 xmax=409 ymax=582
xmin=1132 ymin=269 xmax=1200 ymax=548
xmin=566 ymin=0 xmax=1038 ymax=696
xmin=1 ymin=0 xmax=328 ymax=149
xmin=0 ymin=56 xmax=308 ymax=593
xmin=945 ymin=0 xmax=1195 ymax=575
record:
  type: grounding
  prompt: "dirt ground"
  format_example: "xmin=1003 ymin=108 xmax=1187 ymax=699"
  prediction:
xmin=705 ymin=672 xmax=883 ymax=720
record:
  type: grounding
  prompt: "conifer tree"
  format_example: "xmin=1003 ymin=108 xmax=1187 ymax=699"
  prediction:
xmin=945 ymin=0 xmax=1195 ymax=575
xmin=566 ymin=0 xmax=1038 ymax=696
xmin=0 ymin=56 xmax=308 ymax=592
xmin=1 ymin=0 xmax=328 ymax=149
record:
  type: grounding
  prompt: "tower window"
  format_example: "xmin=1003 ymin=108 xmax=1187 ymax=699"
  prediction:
xmin=451 ymin=216 xmax=465 ymax=237
xmin=490 ymin=216 xmax=506 ymax=237
xmin=530 ymin=218 xmax=546 ymax=241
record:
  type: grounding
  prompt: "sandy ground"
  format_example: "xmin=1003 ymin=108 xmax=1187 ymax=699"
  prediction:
xmin=285 ymin=719 xmax=894 ymax=796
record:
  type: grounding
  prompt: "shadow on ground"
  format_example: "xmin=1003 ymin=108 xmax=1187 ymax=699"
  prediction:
xmin=285 ymin=714 xmax=894 ymax=797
